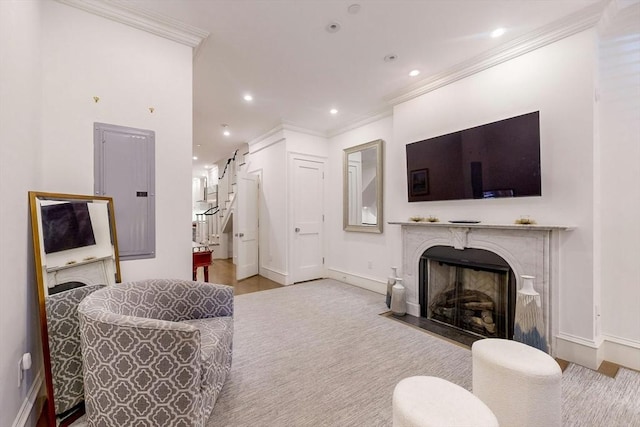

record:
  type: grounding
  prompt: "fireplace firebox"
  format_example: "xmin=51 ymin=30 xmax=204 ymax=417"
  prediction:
xmin=419 ymin=246 xmax=516 ymax=344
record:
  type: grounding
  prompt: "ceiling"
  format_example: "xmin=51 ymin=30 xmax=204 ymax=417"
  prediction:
xmin=122 ymin=0 xmax=603 ymax=175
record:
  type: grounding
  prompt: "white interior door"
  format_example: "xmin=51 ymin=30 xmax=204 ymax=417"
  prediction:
xmin=236 ymin=172 xmax=259 ymax=280
xmin=292 ymin=158 xmax=324 ymax=283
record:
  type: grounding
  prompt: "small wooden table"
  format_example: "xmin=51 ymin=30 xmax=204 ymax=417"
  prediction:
xmin=192 ymin=249 xmax=212 ymax=281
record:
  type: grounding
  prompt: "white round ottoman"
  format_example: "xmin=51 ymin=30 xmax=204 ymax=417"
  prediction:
xmin=392 ymin=376 xmax=498 ymax=427
xmin=472 ymin=338 xmax=562 ymax=427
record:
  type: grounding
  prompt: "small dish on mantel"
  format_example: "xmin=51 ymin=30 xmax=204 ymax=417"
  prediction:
xmin=409 ymin=216 xmax=424 ymax=222
xmin=515 ymin=216 xmax=537 ymax=225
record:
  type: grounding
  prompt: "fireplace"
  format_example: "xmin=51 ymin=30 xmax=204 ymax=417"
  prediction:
xmin=420 ymin=246 xmax=516 ymax=342
xmin=390 ymin=220 xmax=572 ymax=354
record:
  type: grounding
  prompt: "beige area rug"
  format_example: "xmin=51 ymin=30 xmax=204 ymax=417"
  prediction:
xmin=70 ymin=279 xmax=639 ymax=426
xmin=561 ymin=363 xmax=640 ymax=426
xmin=207 ymin=279 xmax=640 ymax=427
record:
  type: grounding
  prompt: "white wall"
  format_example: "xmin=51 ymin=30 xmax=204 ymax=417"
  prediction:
xmin=0 ymin=4 xmax=194 ymax=424
xmin=248 ymin=131 xmax=288 ymax=283
xmin=393 ymin=31 xmax=598 ymax=345
xmin=41 ymin=2 xmax=193 ymax=281
xmin=284 ymin=129 xmax=329 ymax=158
xmin=247 ymin=127 xmax=329 ymax=285
xmin=327 ymin=116 xmax=394 ymax=291
xmin=326 ymin=31 xmax=607 ymax=364
xmin=0 ymin=2 xmax=44 ymax=426
xmin=598 ymin=2 xmax=640 ymax=359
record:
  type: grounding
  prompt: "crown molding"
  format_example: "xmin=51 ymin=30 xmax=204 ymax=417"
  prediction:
xmin=249 ymin=122 xmax=328 ymax=147
xmin=56 ymin=0 xmax=209 ymax=48
xmin=597 ymin=0 xmax=638 ymax=34
xmin=280 ymin=122 xmax=328 ymax=138
xmin=598 ymin=0 xmax=621 ymax=31
xmin=386 ymin=1 xmax=607 ymax=106
xmin=248 ymin=124 xmax=287 ymax=147
xmin=327 ymin=108 xmax=393 ymax=138
xmin=250 ymin=109 xmax=394 ymax=143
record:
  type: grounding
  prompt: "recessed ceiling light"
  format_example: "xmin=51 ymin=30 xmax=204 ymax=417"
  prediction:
xmin=326 ymin=21 xmax=341 ymax=33
xmin=243 ymin=94 xmax=253 ymax=101
xmin=491 ymin=28 xmax=506 ymax=38
xmin=197 ymin=144 xmax=201 ymax=147
xmin=193 ymin=156 xmax=198 ymax=160
xmin=221 ymin=124 xmax=231 ymax=136
xmin=330 ymin=108 xmax=338 ymax=115
xmin=384 ymin=54 xmax=398 ymax=62
xmin=409 ymin=69 xmax=420 ymax=77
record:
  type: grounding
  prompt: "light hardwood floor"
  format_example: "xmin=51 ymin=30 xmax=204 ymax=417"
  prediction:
xmin=197 ymin=258 xmax=283 ymax=295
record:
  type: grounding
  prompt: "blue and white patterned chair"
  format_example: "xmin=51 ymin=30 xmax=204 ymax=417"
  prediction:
xmin=78 ymin=279 xmax=233 ymax=427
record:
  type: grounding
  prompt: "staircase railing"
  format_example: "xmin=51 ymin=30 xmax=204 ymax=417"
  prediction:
xmin=194 ymin=149 xmax=241 ymax=245
xmin=218 ymin=149 xmax=238 ymax=180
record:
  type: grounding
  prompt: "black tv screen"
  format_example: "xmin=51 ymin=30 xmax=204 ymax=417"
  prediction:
xmin=41 ymin=202 xmax=97 ymax=254
xmin=406 ymin=111 xmax=541 ymax=202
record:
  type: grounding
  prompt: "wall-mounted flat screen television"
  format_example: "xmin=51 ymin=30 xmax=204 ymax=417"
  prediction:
xmin=406 ymin=111 xmax=541 ymax=202
xmin=41 ymin=202 xmax=97 ymax=254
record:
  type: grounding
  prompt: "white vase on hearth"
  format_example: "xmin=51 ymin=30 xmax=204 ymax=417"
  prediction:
xmin=391 ymin=278 xmax=406 ymax=316
xmin=513 ymin=275 xmax=548 ymax=352
xmin=386 ymin=267 xmax=398 ymax=309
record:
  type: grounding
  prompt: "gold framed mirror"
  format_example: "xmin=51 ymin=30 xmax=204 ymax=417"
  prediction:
xmin=29 ymin=191 xmax=121 ymax=426
xmin=343 ymin=139 xmax=384 ymax=233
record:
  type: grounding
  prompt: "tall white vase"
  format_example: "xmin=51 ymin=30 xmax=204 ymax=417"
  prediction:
xmin=386 ymin=267 xmax=398 ymax=308
xmin=513 ymin=275 xmax=548 ymax=352
xmin=391 ymin=278 xmax=406 ymax=316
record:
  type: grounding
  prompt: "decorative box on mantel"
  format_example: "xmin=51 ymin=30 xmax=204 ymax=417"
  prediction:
xmin=388 ymin=221 xmax=574 ymax=354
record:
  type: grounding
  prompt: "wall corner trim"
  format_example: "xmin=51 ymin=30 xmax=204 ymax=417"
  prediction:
xmin=55 ymin=0 xmax=209 ymax=48
xmin=11 ymin=370 xmax=43 ymax=427
xmin=260 ymin=266 xmax=288 ymax=286
xmin=556 ymin=333 xmax=640 ymax=371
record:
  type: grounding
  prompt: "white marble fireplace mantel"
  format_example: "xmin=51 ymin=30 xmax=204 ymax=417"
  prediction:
xmin=389 ymin=221 xmax=574 ymax=354
xmin=388 ymin=221 xmax=574 ymax=232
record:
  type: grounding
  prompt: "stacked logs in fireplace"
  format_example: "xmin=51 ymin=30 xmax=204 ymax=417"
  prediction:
xmin=429 ymin=283 xmax=497 ymax=336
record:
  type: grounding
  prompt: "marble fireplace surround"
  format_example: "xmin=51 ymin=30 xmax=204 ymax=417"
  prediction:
xmin=389 ymin=221 xmax=573 ymax=354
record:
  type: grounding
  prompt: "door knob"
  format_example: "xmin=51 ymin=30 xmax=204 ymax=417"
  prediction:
xmin=295 ymin=227 xmax=300 ymax=232
xmin=239 ymin=233 xmax=244 ymax=237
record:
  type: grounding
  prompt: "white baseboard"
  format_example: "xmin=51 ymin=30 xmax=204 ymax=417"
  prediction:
xmin=326 ymin=268 xmax=386 ymax=295
xmin=12 ymin=370 xmax=43 ymax=427
xmin=602 ymin=335 xmax=640 ymax=371
xmin=260 ymin=266 xmax=288 ymax=286
xmin=556 ymin=333 xmax=601 ymax=369
xmin=556 ymin=333 xmax=640 ymax=371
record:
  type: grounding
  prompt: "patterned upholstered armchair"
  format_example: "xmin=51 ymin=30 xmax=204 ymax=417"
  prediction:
xmin=45 ymin=284 xmax=106 ymax=416
xmin=78 ymin=279 xmax=233 ymax=427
